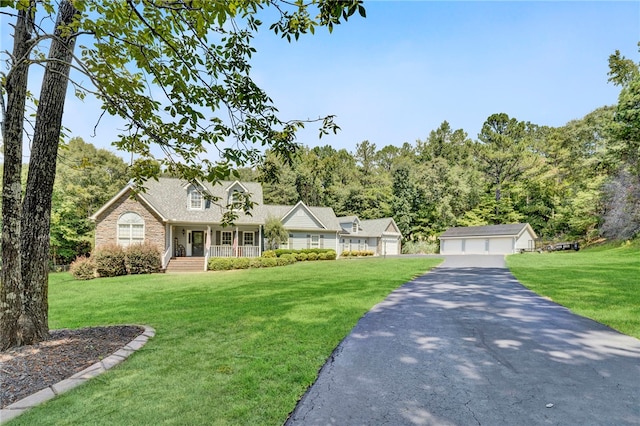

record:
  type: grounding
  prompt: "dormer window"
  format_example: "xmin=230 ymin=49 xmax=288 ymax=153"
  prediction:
xmin=189 ymin=189 xmax=203 ymax=210
xmin=352 ymin=222 xmax=358 ymax=234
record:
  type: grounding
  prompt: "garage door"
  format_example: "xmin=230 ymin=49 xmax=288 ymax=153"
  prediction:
xmin=382 ymin=237 xmax=399 ymax=255
xmin=489 ymin=237 xmax=513 ymax=254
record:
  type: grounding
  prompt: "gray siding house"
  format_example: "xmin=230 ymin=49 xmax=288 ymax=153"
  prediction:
xmin=438 ymin=223 xmax=537 ymax=255
xmin=91 ymin=177 xmax=399 ymax=270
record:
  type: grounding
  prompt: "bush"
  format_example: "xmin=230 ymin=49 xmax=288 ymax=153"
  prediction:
xmin=69 ymin=256 xmax=95 ymax=280
xmin=402 ymin=240 xmax=439 ymax=254
xmin=260 ymin=257 xmax=278 ymax=268
xmin=363 ymin=250 xmax=374 ymax=256
xmin=93 ymin=244 xmax=127 ymax=277
xmin=341 ymin=250 xmax=350 ymax=257
xmin=349 ymin=250 xmax=360 ymax=257
xmin=307 ymin=252 xmax=318 ymax=261
xmin=325 ymin=250 xmax=337 ymax=260
xmin=208 ymin=258 xmax=234 ymax=271
xmin=262 ymin=250 xmax=277 ymax=258
xmin=250 ymin=257 xmax=263 ymax=268
xmin=125 ymin=242 xmax=161 ymax=274
xmin=318 ymin=252 xmax=327 ymax=260
xmin=233 ymin=257 xmax=251 ymax=269
xmin=296 ymin=252 xmax=308 ymax=261
xmin=277 ymin=256 xmax=296 ymax=266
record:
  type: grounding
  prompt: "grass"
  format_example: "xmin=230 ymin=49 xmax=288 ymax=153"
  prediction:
xmin=507 ymin=240 xmax=640 ymax=339
xmin=10 ymin=257 xmax=441 ymax=425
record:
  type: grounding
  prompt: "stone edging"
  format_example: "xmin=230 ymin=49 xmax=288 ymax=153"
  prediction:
xmin=0 ymin=325 xmax=155 ymax=424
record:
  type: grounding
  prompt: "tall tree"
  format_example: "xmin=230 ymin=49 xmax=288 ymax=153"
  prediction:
xmin=475 ymin=113 xmax=534 ymax=219
xmin=0 ymin=0 xmax=366 ymax=349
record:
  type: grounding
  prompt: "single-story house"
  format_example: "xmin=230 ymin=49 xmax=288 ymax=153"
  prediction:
xmin=438 ymin=223 xmax=537 ymax=255
xmin=337 ymin=216 xmax=402 ymax=255
xmin=91 ymin=177 xmax=399 ymax=270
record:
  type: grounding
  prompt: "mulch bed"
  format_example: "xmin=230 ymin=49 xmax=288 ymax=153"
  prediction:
xmin=0 ymin=325 xmax=144 ymax=408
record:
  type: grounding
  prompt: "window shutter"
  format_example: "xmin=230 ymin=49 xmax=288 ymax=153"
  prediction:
xmin=215 ymin=231 xmax=221 ymax=245
xmin=320 ymin=235 xmax=324 ymax=249
xmin=307 ymin=234 xmax=311 ymax=249
xmin=255 ymin=231 xmax=259 ymax=246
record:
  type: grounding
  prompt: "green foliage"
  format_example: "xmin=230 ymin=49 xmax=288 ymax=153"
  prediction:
xmin=260 ymin=257 xmax=278 ymax=268
xmin=234 ymin=257 xmax=251 ymax=270
xmin=125 ymin=242 xmax=162 ymax=275
xmin=295 ymin=252 xmax=308 ymax=261
xmin=92 ymin=244 xmax=127 ymax=277
xmin=264 ymin=216 xmax=289 ymax=250
xmin=307 ymin=252 xmax=318 ymax=261
xmin=262 ymin=250 xmax=277 ymax=258
xmin=402 ymin=240 xmax=439 ymax=254
xmin=208 ymin=258 xmax=235 ymax=271
xmin=50 ymin=137 xmax=130 ymax=265
xmin=69 ymin=256 xmax=96 ymax=280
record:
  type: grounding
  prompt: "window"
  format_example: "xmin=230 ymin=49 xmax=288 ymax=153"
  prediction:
xmin=243 ymin=232 xmax=254 ymax=246
xmin=485 ymin=239 xmax=490 ymax=252
xmin=189 ymin=190 xmax=203 ymax=210
xmin=118 ymin=212 xmax=144 ymax=246
xmin=222 ymin=231 xmax=232 ymax=245
xmin=352 ymin=222 xmax=358 ymax=233
xmin=288 ymin=233 xmax=293 ymax=249
xmin=311 ymin=235 xmax=320 ymax=248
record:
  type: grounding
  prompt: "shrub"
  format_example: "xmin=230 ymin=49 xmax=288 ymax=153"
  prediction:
xmin=349 ymin=250 xmax=360 ymax=257
xmin=262 ymin=250 xmax=277 ymax=258
xmin=307 ymin=252 xmax=318 ymax=261
xmin=280 ymin=254 xmax=296 ymax=264
xmin=93 ymin=244 xmax=127 ymax=277
xmin=69 ymin=256 xmax=95 ymax=280
xmin=125 ymin=242 xmax=161 ymax=274
xmin=363 ymin=250 xmax=374 ymax=257
xmin=208 ymin=257 xmax=234 ymax=271
xmin=274 ymin=249 xmax=293 ymax=257
xmin=341 ymin=250 xmax=350 ymax=257
xmin=233 ymin=257 xmax=251 ymax=269
xmin=318 ymin=252 xmax=327 ymax=260
xmin=260 ymin=257 xmax=278 ymax=268
xmin=296 ymin=252 xmax=308 ymax=261
xmin=325 ymin=250 xmax=337 ymax=260
xmin=250 ymin=257 xmax=263 ymax=268
xmin=402 ymin=240 xmax=439 ymax=254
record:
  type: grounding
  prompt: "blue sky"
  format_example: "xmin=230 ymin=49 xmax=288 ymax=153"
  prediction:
xmin=5 ymin=1 xmax=640 ymax=161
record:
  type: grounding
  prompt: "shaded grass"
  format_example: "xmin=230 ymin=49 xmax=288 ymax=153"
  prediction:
xmin=10 ymin=257 xmax=441 ymax=425
xmin=507 ymin=240 xmax=640 ymax=339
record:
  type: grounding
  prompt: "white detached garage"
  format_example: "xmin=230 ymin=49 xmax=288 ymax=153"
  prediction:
xmin=438 ymin=223 xmax=537 ymax=255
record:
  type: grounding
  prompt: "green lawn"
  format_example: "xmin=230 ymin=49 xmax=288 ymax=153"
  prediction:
xmin=507 ymin=241 xmax=640 ymax=339
xmin=11 ymin=257 xmax=441 ymax=425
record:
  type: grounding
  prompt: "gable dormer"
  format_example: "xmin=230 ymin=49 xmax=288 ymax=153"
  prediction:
xmin=351 ymin=217 xmax=360 ymax=234
xmin=225 ymin=181 xmax=249 ymax=207
xmin=186 ymin=183 xmax=205 ymax=210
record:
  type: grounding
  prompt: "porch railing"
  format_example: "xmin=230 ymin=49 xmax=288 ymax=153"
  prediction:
xmin=209 ymin=245 xmax=260 ymax=258
xmin=162 ymin=246 xmax=172 ymax=269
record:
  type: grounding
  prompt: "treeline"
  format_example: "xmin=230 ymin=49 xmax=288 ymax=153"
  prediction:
xmin=4 ymin=48 xmax=637 ymax=264
xmin=239 ymin=105 xmax=628 ymax=243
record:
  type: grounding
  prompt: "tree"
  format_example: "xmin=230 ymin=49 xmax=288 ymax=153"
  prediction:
xmin=475 ymin=113 xmax=535 ymax=218
xmin=0 ymin=0 xmax=366 ymax=349
xmin=264 ymin=216 xmax=289 ymax=250
xmin=50 ymin=137 xmax=129 ymax=265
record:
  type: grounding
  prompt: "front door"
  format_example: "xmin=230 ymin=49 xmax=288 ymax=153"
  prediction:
xmin=192 ymin=231 xmax=204 ymax=256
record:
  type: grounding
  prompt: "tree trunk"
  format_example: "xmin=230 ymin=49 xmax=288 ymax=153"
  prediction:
xmin=19 ymin=0 xmax=80 ymax=345
xmin=0 ymin=3 xmax=35 ymax=350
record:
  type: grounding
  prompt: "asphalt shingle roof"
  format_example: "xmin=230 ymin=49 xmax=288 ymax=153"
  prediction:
xmin=439 ymin=223 xmax=530 ymax=238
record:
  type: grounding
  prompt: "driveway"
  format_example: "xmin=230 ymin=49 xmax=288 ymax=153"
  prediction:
xmin=286 ymin=255 xmax=640 ymax=425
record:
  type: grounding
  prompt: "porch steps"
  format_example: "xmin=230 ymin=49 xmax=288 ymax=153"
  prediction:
xmin=165 ymin=257 xmax=206 ymax=273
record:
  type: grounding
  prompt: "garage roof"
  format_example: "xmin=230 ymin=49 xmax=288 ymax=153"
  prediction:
xmin=439 ymin=223 xmax=534 ymax=238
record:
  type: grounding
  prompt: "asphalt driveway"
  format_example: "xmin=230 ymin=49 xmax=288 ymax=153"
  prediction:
xmin=286 ymin=255 xmax=640 ymax=425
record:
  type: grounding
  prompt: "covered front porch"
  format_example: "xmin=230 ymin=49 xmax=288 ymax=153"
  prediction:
xmin=166 ymin=223 xmax=262 ymax=265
